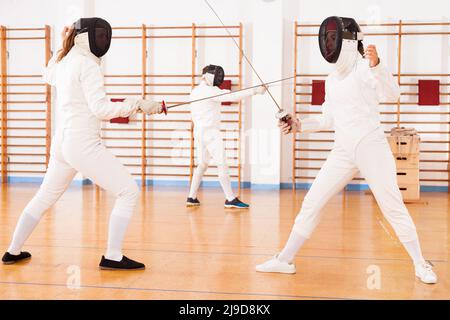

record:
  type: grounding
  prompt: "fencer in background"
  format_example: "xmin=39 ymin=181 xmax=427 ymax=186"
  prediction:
xmin=256 ymin=17 xmax=437 ymax=284
xmin=2 ymin=18 xmax=164 ymax=270
xmin=187 ymin=65 xmax=266 ymax=209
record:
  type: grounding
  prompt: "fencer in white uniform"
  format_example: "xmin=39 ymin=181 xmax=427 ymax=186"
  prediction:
xmin=256 ymin=17 xmax=437 ymax=284
xmin=187 ymin=65 xmax=266 ymax=209
xmin=2 ymin=18 xmax=163 ymax=270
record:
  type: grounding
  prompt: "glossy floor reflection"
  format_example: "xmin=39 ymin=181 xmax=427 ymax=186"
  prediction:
xmin=0 ymin=184 xmax=449 ymax=299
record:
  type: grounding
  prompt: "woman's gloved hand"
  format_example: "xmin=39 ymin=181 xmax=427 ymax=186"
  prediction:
xmin=137 ymin=100 xmax=164 ymax=115
xmin=365 ymin=45 xmax=380 ymax=68
xmin=278 ymin=115 xmax=301 ymax=135
xmin=254 ymin=85 xmax=268 ymax=95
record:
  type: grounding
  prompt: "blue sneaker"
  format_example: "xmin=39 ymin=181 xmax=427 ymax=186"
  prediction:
xmin=186 ymin=198 xmax=200 ymax=207
xmin=224 ymin=198 xmax=250 ymax=209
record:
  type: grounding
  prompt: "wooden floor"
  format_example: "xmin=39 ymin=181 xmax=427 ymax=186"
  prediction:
xmin=0 ymin=183 xmax=449 ymax=300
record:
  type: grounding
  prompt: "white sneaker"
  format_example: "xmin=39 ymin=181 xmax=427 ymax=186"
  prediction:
xmin=415 ymin=262 xmax=437 ymax=284
xmin=255 ymin=255 xmax=296 ymax=274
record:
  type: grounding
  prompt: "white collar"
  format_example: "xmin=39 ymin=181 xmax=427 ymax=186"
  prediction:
xmin=72 ymin=33 xmax=101 ymax=65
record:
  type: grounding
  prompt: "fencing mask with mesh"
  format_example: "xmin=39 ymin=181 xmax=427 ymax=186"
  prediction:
xmin=74 ymin=17 xmax=112 ymax=58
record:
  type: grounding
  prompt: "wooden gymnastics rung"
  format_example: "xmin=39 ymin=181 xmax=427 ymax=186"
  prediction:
xmin=145 ymin=35 xmax=240 ymax=39
xmin=142 ymin=173 xmax=190 ymax=177
xmin=102 ymin=128 xmax=192 ymax=132
xmin=7 ymin=27 xmax=46 ymax=31
xmin=6 ymin=110 xmax=46 ymax=113
xmin=421 ymin=160 xmax=449 ymax=163
xmin=5 ymin=75 xmax=42 ymax=78
xmin=148 ymin=25 xmax=239 ymax=30
xmin=104 ymin=74 xmax=240 ymax=78
xmin=6 ymin=127 xmax=46 ymax=130
xmin=112 ymin=25 xmax=240 ymax=30
xmin=298 ymin=31 xmax=450 ymax=37
xmin=1 ymin=23 xmax=244 ymax=187
xmin=7 ymin=170 xmax=46 ymax=174
xmin=381 ymin=112 xmax=450 ymax=115
xmin=295 ymin=167 xmax=321 ymax=171
xmin=297 ymin=139 xmax=334 ymax=143
xmin=101 ymin=137 xmax=239 ymax=142
xmin=421 ymin=141 xmax=450 ymax=144
xmin=296 ymin=158 xmax=327 ymax=161
xmin=105 ymin=145 xmax=238 ymax=151
xmin=113 ymin=34 xmax=239 ymax=40
xmin=296 ymin=101 xmax=450 ymax=107
xmin=382 ymin=121 xmax=450 ymax=125
xmin=7 ymin=92 xmax=46 ymax=95
xmin=6 ymin=136 xmax=46 ymax=139
xmin=125 ymin=164 xmax=240 ymax=169
xmin=421 ymin=150 xmax=449 ymax=154
xmin=5 ymin=83 xmax=46 ymax=86
xmin=6 ymin=101 xmax=47 ymax=104
xmin=296 ymin=73 xmax=450 ymax=77
xmin=6 ymin=37 xmax=45 ymax=40
xmin=6 ymin=118 xmax=46 ymax=121
xmin=296 ymin=22 xmax=450 ymax=28
xmin=7 ymin=153 xmax=46 ymax=156
xmin=295 ymin=148 xmax=332 ymax=152
xmin=8 ymin=161 xmax=46 ymax=165
xmin=5 ymin=144 xmax=46 ymax=147
xmin=401 ymin=83 xmax=450 ymax=86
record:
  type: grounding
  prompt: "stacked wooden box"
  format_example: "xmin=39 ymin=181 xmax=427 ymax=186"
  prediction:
xmin=387 ymin=128 xmax=421 ymax=201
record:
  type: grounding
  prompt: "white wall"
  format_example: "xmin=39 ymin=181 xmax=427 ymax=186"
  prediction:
xmin=297 ymin=0 xmax=449 ymax=22
xmin=1 ymin=0 xmax=449 ymax=188
xmin=281 ymin=0 xmax=450 ymax=188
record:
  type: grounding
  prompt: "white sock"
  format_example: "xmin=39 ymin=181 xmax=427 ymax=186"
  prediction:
xmin=278 ymin=230 xmax=307 ymax=263
xmin=7 ymin=212 xmax=40 ymax=255
xmin=189 ymin=165 xmax=207 ymax=199
xmin=217 ymin=167 xmax=235 ymax=202
xmin=403 ymin=239 xmax=426 ymax=266
xmin=105 ymin=214 xmax=131 ymax=262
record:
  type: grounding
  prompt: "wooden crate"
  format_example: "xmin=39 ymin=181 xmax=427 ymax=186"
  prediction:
xmin=387 ymin=133 xmax=421 ymax=201
xmin=387 ymin=136 xmax=420 ymax=155
xmin=394 ymin=154 xmax=420 ymax=169
xmin=396 ymin=168 xmax=420 ymax=185
xmin=398 ymin=183 xmax=420 ymax=201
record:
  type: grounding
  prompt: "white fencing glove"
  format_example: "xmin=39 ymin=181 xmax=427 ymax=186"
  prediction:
xmin=137 ymin=100 xmax=164 ymax=115
xmin=276 ymin=113 xmax=301 ymax=135
xmin=253 ymin=85 xmax=267 ymax=95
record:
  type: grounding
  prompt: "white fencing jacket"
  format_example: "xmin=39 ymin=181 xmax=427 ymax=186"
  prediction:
xmin=301 ymin=58 xmax=400 ymax=156
xmin=44 ymin=43 xmax=139 ymax=135
xmin=190 ymin=81 xmax=256 ymax=137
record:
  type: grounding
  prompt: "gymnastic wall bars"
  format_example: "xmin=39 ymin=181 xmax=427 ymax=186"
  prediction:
xmin=0 ymin=24 xmax=244 ymax=191
xmin=102 ymin=24 xmax=244 ymax=191
xmin=0 ymin=25 xmax=52 ymax=184
xmin=293 ymin=20 xmax=450 ymax=192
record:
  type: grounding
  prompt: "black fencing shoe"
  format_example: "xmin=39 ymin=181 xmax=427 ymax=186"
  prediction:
xmin=224 ymin=198 xmax=250 ymax=209
xmin=99 ymin=256 xmax=145 ymax=271
xmin=2 ymin=252 xmax=32 ymax=265
xmin=186 ymin=198 xmax=201 ymax=207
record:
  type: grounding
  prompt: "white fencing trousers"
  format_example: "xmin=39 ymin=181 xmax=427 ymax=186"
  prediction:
xmin=7 ymin=129 xmax=139 ymax=261
xmin=293 ymin=129 xmax=419 ymax=243
xmin=188 ymin=128 xmax=235 ymax=201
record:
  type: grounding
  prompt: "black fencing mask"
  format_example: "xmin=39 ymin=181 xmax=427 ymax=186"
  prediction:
xmin=318 ymin=16 xmax=364 ymax=64
xmin=202 ymin=65 xmax=225 ymax=87
xmin=74 ymin=17 xmax=112 ymax=58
